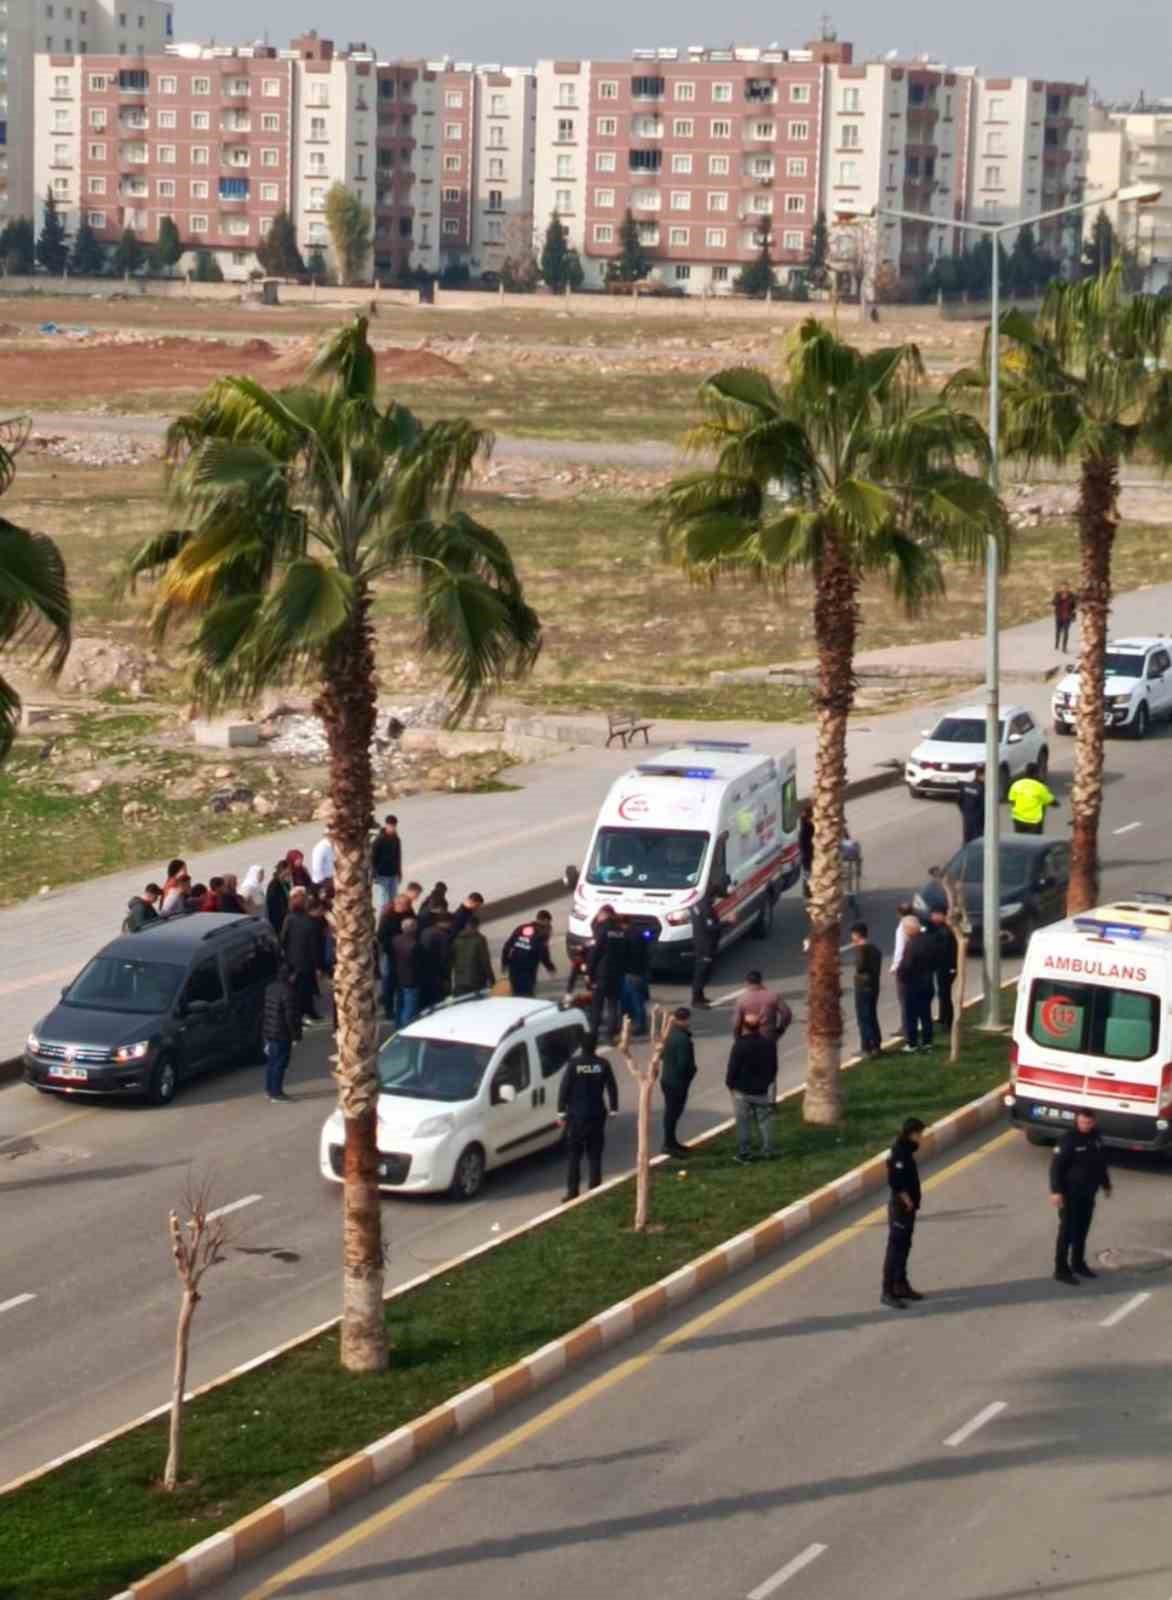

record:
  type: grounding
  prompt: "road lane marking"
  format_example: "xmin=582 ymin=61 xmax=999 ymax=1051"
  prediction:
xmin=207 ymin=1194 xmax=263 ymax=1221
xmin=1 ymin=1109 xmax=91 ymax=1149
xmin=241 ymin=1128 xmax=1016 ymax=1600
xmin=944 ymin=1400 xmax=1007 ymax=1448
xmin=748 ymin=1543 xmax=828 ymax=1598
xmin=0 ymin=1294 xmax=36 ymax=1315
xmin=0 ymin=964 xmax=76 ymax=999
xmin=1113 ymin=822 xmax=1143 ymax=836
xmin=713 ymin=986 xmax=746 ymax=1006
xmin=1100 ymin=1291 xmax=1151 ymax=1329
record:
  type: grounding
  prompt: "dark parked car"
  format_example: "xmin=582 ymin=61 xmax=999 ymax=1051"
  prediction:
xmin=913 ymin=836 xmax=1070 ymax=953
xmin=23 ymin=914 xmax=279 ymax=1105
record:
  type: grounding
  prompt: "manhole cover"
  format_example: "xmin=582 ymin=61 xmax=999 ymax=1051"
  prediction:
xmin=1097 ymin=1246 xmax=1172 ymax=1274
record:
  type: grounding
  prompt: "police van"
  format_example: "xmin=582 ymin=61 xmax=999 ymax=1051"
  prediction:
xmin=565 ymin=742 xmax=800 ymax=972
xmin=1006 ymin=893 xmax=1172 ymax=1151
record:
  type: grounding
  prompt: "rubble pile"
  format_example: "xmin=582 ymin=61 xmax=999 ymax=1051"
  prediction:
xmin=27 ymin=430 xmax=158 ymax=467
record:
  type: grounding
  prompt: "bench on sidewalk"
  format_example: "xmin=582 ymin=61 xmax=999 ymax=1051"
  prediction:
xmin=606 ymin=709 xmax=653 ymax=749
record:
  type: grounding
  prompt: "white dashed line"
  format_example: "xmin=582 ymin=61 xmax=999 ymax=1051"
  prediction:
xmin=1113 ymin=821 xmax=1143 ymax=836
xmin=748 ymin=1544 xmax=829 ymax=1598
xmin=0 ymin=1293 xmax=36 ymax=1315
xmin=712 ymin=986 xmax=746 ymax=1007
xmin=206 ymin=1194 xmax=263 ymax=1222
xmin=1099 ymin=1291 xmax=1151 ymax=1329
xmin=944 ymin=1400 xmax=1008 ymax=1448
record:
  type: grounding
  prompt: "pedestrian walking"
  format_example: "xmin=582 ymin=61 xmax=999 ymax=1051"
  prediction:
xmin=123 ymin=884 xmax=161 ymax=933
xmin=502 ymin=910 xmax=557 ymax=997
xmin=1051 ymin=1108 xmax=1112 ymax=1285
xmin=621 ymin=918 xmax=652 ymax=1036
xmin=726 ymin=1013 xmax=778 ymax=1163
xmin=659 ymin=1006 xmax=696 ymax=1156
xmin=881 ymin=1117 xmax=926 ymax=1309
xmin=1008 ymin=763 xmax=1058 ymax=835
xmin=849 ymin=921 xmax=883 ymax=1057
xmin=689 ymin=890 xmax=722 ymax=1007
xmin=1052 ymin=584 xmax=1077 ymax=653
xmin=370 ymin=814 xmax=402 ymax=919
xmin=266 ymin=859 xmax=292 ymax=936
xmin=587 ymin=905 xmax=628 ymax=1041
xmin=926 ymin=907 xmax=958 ymax=1033
xmin=280 ymin=888 xmax=322 ymax=1022
xmin=557 ymin=1035 xmax=619 ymax=1201
xmin=449 ymin=913 xmax=494 ymax=996
xmin=896 ymin=916 xmax=935 ymax=1052
xmin=957 ymin=765 xmax=986 ymax=846
xmin=262 ymin=960 xmax=302 ymax=1102
xmin=391 ymin=917 xmax=422 ymax=1028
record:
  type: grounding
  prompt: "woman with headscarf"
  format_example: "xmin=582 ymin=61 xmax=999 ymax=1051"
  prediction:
xmin=286 ymin=849 xmax=314 ymax=891
xmin=240 ymin=864 xmax=266 ymax=914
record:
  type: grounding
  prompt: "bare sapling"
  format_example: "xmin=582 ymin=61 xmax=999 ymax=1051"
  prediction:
xmin=164 ymin=1176 xmax=230 ymax=1491
xmin=614 ymin=1006 xmax=672 ymax=1232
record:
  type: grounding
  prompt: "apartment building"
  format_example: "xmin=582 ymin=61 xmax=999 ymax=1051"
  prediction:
xmin=4 ymin=0 xmax=173 ymax=222
xmin=1085 ymin=101 xmax=1172 ymax=290
xmin=961 ymin=75 xmax=1089 ymax=259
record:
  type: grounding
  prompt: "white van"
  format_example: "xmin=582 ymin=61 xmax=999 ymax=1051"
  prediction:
xmin=566 ymin=741 xmax=800 ymax=973
xmin=1007 ymin=895 xmax=1172 ymax=1152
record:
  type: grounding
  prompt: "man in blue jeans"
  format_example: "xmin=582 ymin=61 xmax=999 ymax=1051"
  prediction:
xmin=621 ymin=916 xmax=652 ymax=1036
xmin=262 ymin=961 xmax=302 ymax=1102
xmin=371 ymin=814 xmax=402 ymax=919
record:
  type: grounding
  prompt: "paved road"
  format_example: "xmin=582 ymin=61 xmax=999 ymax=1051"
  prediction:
xmin=3 ymin=697 xmax=1172 ymax=1483
xmin=218 ymin=1124 xmax=1172 ymax=1600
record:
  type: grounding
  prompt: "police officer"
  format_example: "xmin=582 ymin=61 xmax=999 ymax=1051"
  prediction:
xmin=557 ymin=1034 xmax=619 ymax=1200
xmin=1051 ymin=1108 xmax=1112 ymax=1285
xmin=882 ymin=1116 xmax=926 ymax=1310
xmin=502 ymin=909 xmax=557 ymax=997
xmin=957 ymin=764 xmax=986 ymax=846
xmin=690 ymin=891 xmax=722 ymax=1008
xmin=587 ymin=904 xmax=628 ymax=1042
xmin=926 ymin=907 xmax=958 ymax=1033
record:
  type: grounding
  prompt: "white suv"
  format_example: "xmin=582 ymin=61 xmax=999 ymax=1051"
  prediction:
xmin=318 ymin=996 xmax=589 ymax=1200
xmin=905 ymin=703 xmax=1048 ymax=800
xmin=1052 ymin=637 xmax=1172 ymax=739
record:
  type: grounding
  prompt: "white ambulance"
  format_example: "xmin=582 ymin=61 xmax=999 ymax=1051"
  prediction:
xmin=565 ymin=742 xmax=800 ymax=974
xmin=1007 ymin=894 xmax=1172 ymax=1152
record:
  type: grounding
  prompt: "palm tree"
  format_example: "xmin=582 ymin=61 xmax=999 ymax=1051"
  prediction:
xmin=651 ymin=319 xmax=1004 ymax=1124
xmin=952 ymin=265 xmax=1172 ymax=911
xmin=124 ymin=316 xmax=540 ymax=1371
xmin=0 ymin=415 xmax=71 ymax=758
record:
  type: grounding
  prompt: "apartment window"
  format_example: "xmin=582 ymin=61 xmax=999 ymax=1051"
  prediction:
xmin=263 ymin=78 xmax=280 ymax=97
xmin=986 ymin=131 xmax=1006 ymax=155
xmin=783 ymin=228 xmax=803 ymax=250
xmin=52 ymin=73 xmax=70 ymax=97
xmin=157 ymin=144 xmax=175 ymax=163
xmin=785 ymin=193 xmax=806 ymax=212
xmin=261 ymin=112 xmax=279 ymax=132
xmin=307 ymin=84 xmax=328 ymax=107
xmin=192 ymin=76 xmax=209 ymax=95
xmin=88 ymin=73 xmax=107 ymax=90
xmin=710 ymin=119 xmax=731 ymax=139
xmin=632 ymin=75 xmax=664 ymax=99
xmin=671 ymin=153 xmax=693 ymax=174
xmin=674 ymin=81 xmax=694 ymax=101
xmin=88 ymin=108 xmax=107 ymax=128
xmin=708 ymin=191 xmax=728 ymax=211
xmin=711 ymin=82 xmax=732 ymax=103
xmin=705 ymin=227 xmax=726 ymax=247
xmin=260 ymin=148 xmax=278 ymax=167
xmin=841 ymin=87 xmax=861 ymax=113
xmin=629 ymin=149 xmax=661 ymax=171
xmin=157 ymin=177 xmax=175 ymax=198
xmin=490 ymin=94 xmax=506 ymax=115
xmin=708 ymin=154 xmax=729 ymax=175
xmin=594 ymin=187 xmax=614 ymax=206
xmin=45 ymin=34 xmax=53 ymax=47
xmin=488 ymin=157 xmax=504 ymax=179
xmin=674 ymin=263 xmax=690 ymax=280
xmin=443 ymin=154 xmax=461 ymax=171
xmin=191 ymin=145 xmax=208 ymax=165
xmin=485 ymin=218 xmax=503 ymax=241
xmin=711 ymin=264 xmax=728 ymax=282
xmin=984 ymin=164 xmax=1002 ymax=187
xmin=488 ymin=126 xmax=504 ymax=148
xmin=190 ymin=214 xmax=207 ymax=232
xmin=442 ymin=218 xmax=459 ymax=235
xmin=445 ymin=91 xmax=463 ymax=108
xmin=52 ymin=142 xmax=69 ymax=165
xmin=837 ymin=160 xmax=858 ymax=185
xmin=786 ymin=156 xmax=807 ymax=176
xmin=191 ymin=111 xmax=209 ymax=130
xmin=557 ymin=118 xmax=574 ymax=141
xmin=753 ymin=122 xmax=775 ymax=140
xmin=157 ymin=109 xmax=176 ymax=128
xmin=673 ymin=118 xmax=693 ymax=137
xmin=157 ymin=73 xmax=175 ymax=94
xmin=595 ymin=151 xmax=616 ymax=172
xmin=637 ymin=223 xmax=658 ymax=244
xmin=751 ymin=195 xmax=772 ymax=215
xmin=487 ymin=189 xmax=503 ymax=210
xmin=308 ymin=116 xmax=326 ymax=140
xmin=556 ymin=154 xmax=572 ymax=177
xmin=788 ymin=119 xmax=810 ymax=140
xmin=444 ymin=122 xmax=461 ymax=141
xmin=669 ymin=226 xmax=688 ymax=244
xmin=751 ymin=157 xmax=772 ymax=177
xmin=593 ymin=223 xmax=614 ymax=242
xmin=555 ymin=188 xmax=572 ymax=212
xmin=87 ymin=142 xmax=106 ymax=159
xmin=988 ymin=97 xmax=1005 ymax=120
xmin=226 ymin=217 xmax=248 ymax=236
xmin=87 ymin=175 xmax=105 ymax=193
xmin=558 ymin=82 xmax=576 ymax=107
xmin=598 ymin=80 xmax=618 ymax=100
xmin=190 ymin=179 xmax=208 ymax=198
xmin=632 ymin=187 xmax=659 ymax=209
xmin=87 ymin=210 xmax=105 ymax=226
xmin=227 ymin=147 xmax=250 ymax=168
xmin=633 ymin=115 xmax=662 ymax=138
xmin=670 ymin=190 xmax=690 ymax=210
xmin=841 ymin=123 xmax=859 ymax=148
xmin=52 ymin=108 xmax=69 ymax=132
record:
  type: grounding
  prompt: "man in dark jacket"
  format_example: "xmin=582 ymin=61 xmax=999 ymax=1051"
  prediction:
xmin=502 ymin=910 xmax=556 ymax=997
xmin=1051 ymin=1109 xmax=1112 ymax=1285
xmin=621 ymin=918 xmax=653 ymax=1036
xmin=450 ymin=891 xmax=485 ymax=937
xmin=124 ymin=884 xmax=161 ymax=933
xmin=371 ymin=814 xmax=402 ymax=919
xmin=725 ymin=1013 xmax=778 ymax=1162
xmin=262 ymin=961 xmax=302 ymax=1102
xmin=558 ymin=1035 xmax=619 ymax=1199
xmin=659 ymin=1006 xmax=696 ymax=1157
xmin=690 ymin=892 xmax=722 ymax=1008
xmin=896 ymin=917 xmax=935 ymax=1052
xmin=391 ymin=917 xmax=422 ymax=1028
xmin=587 ymin=905 xmax=628 ymax=1042
xmin=849 ymin=921 xmax=883 ymax=1057
xmin=882 ymin=1117 xmax=925 ymax=1309
xmin=266 ymin=859 xmax=292 ymax=936
xmin=418 ymin=912 xmax=453 ymax=1010
xmin=957 ymin=766 xmax=986 ymax=846
xmin=926 ymin=908 xmax=958 ymax=1032
xmin=449 ymin=914 xmax=494 ymax=996
xmin=280 ymin=889 xmax=322 ymax=1022
xmin=376 ymin=894 xmax=408 ymax=1020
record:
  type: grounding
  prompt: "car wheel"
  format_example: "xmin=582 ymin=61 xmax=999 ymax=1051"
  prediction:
xmin=148 ymin=1054 xmax=178 ymax=1106
xmin=751 ymin=892 xmax=774 ymax=940
xmin=1055 ymin=720 xmax=1073 ymax=736
xmin=999 ymin=763 xmax=1011 ymax=801
xmin=449 ymin=1144 xmax=486 ymax=1201
xmin=1132 ymin=703 xmax=1150 ymax=740
xmin=1026 ymin=1130 xmax=1054 ymax=1148
xmin=1036 ymin=746 xmax=1050 ymax=780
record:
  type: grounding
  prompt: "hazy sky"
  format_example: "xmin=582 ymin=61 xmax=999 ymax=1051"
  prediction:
xmin=197 ymin=0 xmax=1171 ymax=102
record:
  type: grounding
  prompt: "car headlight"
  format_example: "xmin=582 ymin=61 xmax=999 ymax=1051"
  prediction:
xmin=113 ymin=1040 xmax=151 ymax=1063
xmin=25 ymin=1032 xmax=40 ymax=1055
xmin=413 ymin=1114 xmax=455 ymax=1139
xmin=1108 ymin=694 xmax=1131 ymax=707
xmin=1001 ymin=902 xmax=1024 ymax=918
xmin=664 ymin=909 xmax=691 ymax=926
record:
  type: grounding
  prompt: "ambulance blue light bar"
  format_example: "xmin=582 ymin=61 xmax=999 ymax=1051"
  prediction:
xmin=1073 ymin=917 xmax=1147 ymax=940
xmin=683 ymin=740 xmax=751 ymax=752
xmin=636 ymin=763 xmax=716 ymax=778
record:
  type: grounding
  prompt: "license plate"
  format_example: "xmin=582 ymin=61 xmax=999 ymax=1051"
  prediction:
xmin=1031 ymin=1104 xmax=1073 ymax=1122
xmin=52 ymin=1065 xmax=88 ymax=1082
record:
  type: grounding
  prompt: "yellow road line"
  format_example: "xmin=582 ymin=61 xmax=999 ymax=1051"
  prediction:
xmin=1 ymin=1107 xmax=92 ymax=1145
xmin=243 ymin=1127 xmax=1016 ymax=1600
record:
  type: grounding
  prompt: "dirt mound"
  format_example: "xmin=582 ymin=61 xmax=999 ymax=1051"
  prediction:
xmin=379 ymin=346 xmax=465 ymax=380
xmin=240 ymin=337 xmax=275 ymax=357
xmin=0 ymin=322 xmax=22 ymax=338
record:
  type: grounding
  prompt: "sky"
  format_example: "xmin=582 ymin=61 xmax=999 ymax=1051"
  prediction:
xmin=192 ymin=0 xmax=1172 ymax=102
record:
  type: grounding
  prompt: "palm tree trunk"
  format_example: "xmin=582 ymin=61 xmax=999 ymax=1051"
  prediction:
xmin=804 ymin=536 xmax=857 ymax=1127
xmin=317 ymin=586 xmax=386 ymax=1374
xmin=1068 ymin=452 xmax=1118 ymax=915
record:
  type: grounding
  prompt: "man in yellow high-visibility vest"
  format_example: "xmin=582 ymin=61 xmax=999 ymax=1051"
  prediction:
xmin=1007 ymin=763 xmax=1059 ymax=835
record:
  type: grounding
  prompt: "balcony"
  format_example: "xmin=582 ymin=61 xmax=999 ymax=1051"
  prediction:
xmin=119 ymin=116 xmax=149 ymax=131
xmin=221 ymin=119 xmax=251 ymax=134
xmin=744 ymin=78 xmax=777 ymax=104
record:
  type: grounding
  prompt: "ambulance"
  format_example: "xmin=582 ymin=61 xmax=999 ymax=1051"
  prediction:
xmin=565 ymin=742 xmax=800 ymax=973
xmin=1007 ymin=893 xmax=1172 ymax=1151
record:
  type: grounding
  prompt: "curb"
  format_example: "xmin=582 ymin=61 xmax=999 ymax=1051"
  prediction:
xmin=0 ymin=1055 xmax=20 ymax=1086
xmin=108 ymin=1078 xmax=1008 ymax=1600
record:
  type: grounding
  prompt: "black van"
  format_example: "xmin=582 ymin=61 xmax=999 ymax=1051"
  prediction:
xmin=23 ymin=913 xmax=280 ymax=1105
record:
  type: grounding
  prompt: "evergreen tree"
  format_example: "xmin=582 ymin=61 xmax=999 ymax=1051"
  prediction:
xmin=1006 ymin=223 xmax=1044 ymax=298
xmin=111 ymin=227 xmax=145 ymax=276
xmin=36 ymin=190 xmax=69 ymax=275
xmin=564 ymin=248 xmax=585 ymax=290
xmin=540 ymin=210 xmax=573 ymax=289
xmin=735 ymin=235 xmax=777 ymax=298
xmin=154 ymin=215 xmax=183 ymax=277
xmin=69 ymin=221 xmax=106 ymax=277
xmin=306 ymin=245 xmax=329 ymax=281
xmin=807 ymin=208 xmax=830 ymax=286
xmin=256 ymin=209 xmax=305 ymax=278
xmin=610 ymin=208 xmax=650 ymax=284
xmin=192 ymin=249 xmax=224 ymax=283
xmin=0 ymin=217 xmax=36 ymax=274
xmin=1082 ymin=208 xmax=1118 ymax=278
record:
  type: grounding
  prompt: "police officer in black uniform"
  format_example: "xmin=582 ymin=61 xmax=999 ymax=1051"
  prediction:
xmin=882 ymin=1116 xmax=926 ymax=1309
xmin=587 ymin=905 xmax=628 ymax=1042
xmin=957 ymin=765 xmax=986 ymax=846
xmin=1051 ymin=1108 xmax=1112 ymax=1285
xmin=690 ymin=891 xmax=722 ymax=1008
xmin=501 ymin=909 xmax=557 ymax=997
xmin=557 ymin=1034 xmax=619 ymax=1200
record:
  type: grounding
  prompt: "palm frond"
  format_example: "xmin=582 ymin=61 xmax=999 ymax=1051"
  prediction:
xmin=0 ymin=415 xmax=31 ymax=498
xmin=0 ymin=519 xmax=72 ymax=755
xmin=305 ymin=314 xmax=377 ymax=401
xmin=416 ymin=555 xmax=542 ymax=722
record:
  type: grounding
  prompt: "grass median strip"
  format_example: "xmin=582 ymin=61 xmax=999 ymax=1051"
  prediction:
xmin=0 ymin=1023 xmax=1011 ymax=1600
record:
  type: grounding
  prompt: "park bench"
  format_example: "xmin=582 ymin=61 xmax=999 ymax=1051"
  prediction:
xmin=606 ymin=709 xmax=653 ymax=748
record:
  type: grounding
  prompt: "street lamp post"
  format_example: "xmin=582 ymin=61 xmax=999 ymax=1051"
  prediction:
xmin=875 ymin=183 xmax=1161 ymax=1027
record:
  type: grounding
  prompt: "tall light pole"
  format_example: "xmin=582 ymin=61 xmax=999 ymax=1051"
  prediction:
xmin=875 ymin=182 xmax=1161 ymax=1026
